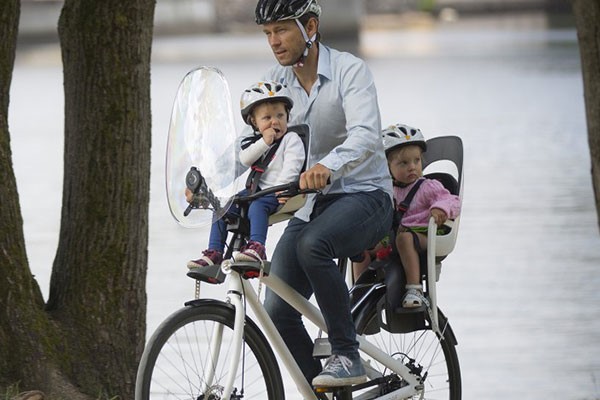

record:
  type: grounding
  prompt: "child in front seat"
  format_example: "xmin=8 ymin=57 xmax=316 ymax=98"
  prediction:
xmin=355 ymin=124 xmax=461 ymax=308
xmin=185 ymin=81 xmax=305 ymax=268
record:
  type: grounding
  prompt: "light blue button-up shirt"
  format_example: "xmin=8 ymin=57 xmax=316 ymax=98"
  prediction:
xmin=247 ymin=44 xmax=393 ymax=221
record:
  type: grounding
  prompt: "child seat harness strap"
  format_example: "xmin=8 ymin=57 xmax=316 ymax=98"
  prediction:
xmin=245 ymin=138 xmax=282 ymax=194
xmin=394 ymin=178 xmax=425 ymax=226
xmin=394 ymin=178 xmax=426 ymax=253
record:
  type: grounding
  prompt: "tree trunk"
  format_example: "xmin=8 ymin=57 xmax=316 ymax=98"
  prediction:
xmin=46 ymin=0 xmax=155 ymax=397
xmin=571 ymin=0 xmax=600 ymax=232
xmin=0 ymin=0 xmax=155 ymax=398
xmin=0 ymin=0 xmax=43 ymax=387
xmin=0 ymin=0 xmax=57 ymax=392
xmin=1 ymin=1 xmax=79 ymax=397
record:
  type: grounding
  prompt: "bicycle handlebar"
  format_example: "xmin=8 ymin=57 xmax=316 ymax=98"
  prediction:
xmin=183 ymin=166 xmax=320 ymax=217
xmin=183 ymin=167 xmax=222 ymax=217
xmin=235 ymin=181 xmax=319 ymax=204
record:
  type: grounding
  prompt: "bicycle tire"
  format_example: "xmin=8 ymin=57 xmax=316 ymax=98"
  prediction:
xmin=354 ymin=300 xmax=461 ymax=400
xmin=136 ymin=299 xmax=284 ymax=400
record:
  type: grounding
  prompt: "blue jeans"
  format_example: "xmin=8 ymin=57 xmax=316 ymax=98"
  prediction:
xmin=264 ymin=190 xmax=393 ymax=382
xmin=208 ymin=190 xmax=279 ymax=251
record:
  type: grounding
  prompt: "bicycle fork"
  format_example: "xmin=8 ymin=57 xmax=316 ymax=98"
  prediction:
xmin=202 ymin=273 xmax=246 ymax=399
xmin=203 ymin=321 xmax=224 ymax=394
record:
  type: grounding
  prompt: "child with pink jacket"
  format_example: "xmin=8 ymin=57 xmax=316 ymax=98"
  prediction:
xmin=355 ymin=124 xmax=461 ymax=308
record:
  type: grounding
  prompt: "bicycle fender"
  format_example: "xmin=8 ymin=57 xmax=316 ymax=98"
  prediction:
xmin=182 ymin=298 xmax=269 ymax=342
xmin=184 ymin=298 xmax=234 ymax=309
xmin=351 ymin=284 xmax=386 ymax=331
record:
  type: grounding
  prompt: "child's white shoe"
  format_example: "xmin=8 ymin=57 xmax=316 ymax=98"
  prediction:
xmin=402 ymin=284 xmax=424 ymax=308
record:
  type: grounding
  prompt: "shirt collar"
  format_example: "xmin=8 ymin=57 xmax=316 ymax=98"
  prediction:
xmin=317 ymin=44 xmax=332 ymax=82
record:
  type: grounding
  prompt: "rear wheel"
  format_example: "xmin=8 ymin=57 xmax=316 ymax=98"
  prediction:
xmin=354 ymin=304 xmax=461 ymax=399
xmin=136 ymin=301 xmax=284 ymax=399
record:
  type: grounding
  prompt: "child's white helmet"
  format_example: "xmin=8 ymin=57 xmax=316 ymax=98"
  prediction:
xmin=240 ymin=81 xmax=294 ymax=125
xmin=382 ymin=123 xmax=427 ymax=155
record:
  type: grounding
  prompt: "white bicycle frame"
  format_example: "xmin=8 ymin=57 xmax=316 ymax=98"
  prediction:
xmin=209 ymin=263 xmax=423 ymax=400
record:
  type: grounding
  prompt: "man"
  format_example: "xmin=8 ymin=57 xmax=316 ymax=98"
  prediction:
xmin=253 ymin=0 xmax=394 ymax=388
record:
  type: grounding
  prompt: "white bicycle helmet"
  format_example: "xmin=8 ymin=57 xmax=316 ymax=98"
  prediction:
xmin=255 ymin=0 xmax=321 ymax=24
xmin=240 ymin=81 xmax=294 ymax=125
xmin=382 ymin=123 xmax=427 ymax=155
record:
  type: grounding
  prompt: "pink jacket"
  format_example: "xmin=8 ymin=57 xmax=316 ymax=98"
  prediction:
xmin=393 ymin=178 xmax=461 ymax=228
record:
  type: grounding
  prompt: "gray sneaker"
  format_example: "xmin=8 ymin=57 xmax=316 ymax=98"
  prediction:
xmin=312 ymin=354 xmax=367 ymax=387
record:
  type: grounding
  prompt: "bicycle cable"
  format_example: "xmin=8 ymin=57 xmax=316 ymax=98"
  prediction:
xmin=257 ymin=260 xmax=266 ymax=299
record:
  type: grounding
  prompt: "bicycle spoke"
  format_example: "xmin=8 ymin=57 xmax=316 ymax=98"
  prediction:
xmin=136 ymin=304 xmax=284 ymax=399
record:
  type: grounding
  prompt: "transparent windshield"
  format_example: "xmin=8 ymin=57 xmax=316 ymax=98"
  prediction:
xmin=165 ymin=67 xmax=239 ymax=228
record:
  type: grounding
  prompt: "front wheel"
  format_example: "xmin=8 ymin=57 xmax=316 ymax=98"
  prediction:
xmin=354 ymin=304 xmax=461 ymax=399
xmin=136 ymin=300 xmax=284 ymax=400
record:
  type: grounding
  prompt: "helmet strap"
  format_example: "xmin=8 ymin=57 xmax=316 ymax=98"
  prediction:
xmin=293 ymin=18 xmax=316 ymax=68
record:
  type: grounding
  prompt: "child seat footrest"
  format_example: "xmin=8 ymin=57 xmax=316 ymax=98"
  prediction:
xmin=230 ymin=260 xmax=271 ymax=279
xmin=377 ymin=297 xmax=427 ymax=334
xmin=187 ymin=264 xmax=226 ymax=284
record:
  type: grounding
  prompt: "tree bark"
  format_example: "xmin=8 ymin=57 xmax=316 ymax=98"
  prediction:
xmin=0 ymin=0 xmax=52 ymax=390
xmin=571 ymin=0 xmax=600 ymax=232
xmin=1 ymin=0 xmax=155 ymax=398
xmin=46 ymin=0 xmax=155 ymax=397
xmin=0 ymin=0 xmax=27 ymax=383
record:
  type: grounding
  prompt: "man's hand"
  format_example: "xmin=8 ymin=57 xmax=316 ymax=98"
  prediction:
xmin=300 ymin=163 xmax=331 ymax=190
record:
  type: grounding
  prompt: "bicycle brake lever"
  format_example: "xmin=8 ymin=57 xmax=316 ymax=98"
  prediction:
xmin=183 ymin=202 xmax=195 ymax=217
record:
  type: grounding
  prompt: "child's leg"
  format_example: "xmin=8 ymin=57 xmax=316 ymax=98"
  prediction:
xmin=208 ymin=198 xmax=242 ymax=251
xmin=208 ymin=199 xmax=242 ymax=252
xmin=395 ymin=230 xmax=427 ymax=285
xmin=247 ymin=194 xmax=280 ymax=244
xmin=396 ymin=230 xmax=428 ymax=308
xmin=351 ymin=242 xmax=384 ymax=281
xmin=236 ymin=195 xmax=279 ymax=262
xmin=187 ymin=217 xmax=227 ymax=269
xmin=207 ymin=218 xmax=228 ymax=252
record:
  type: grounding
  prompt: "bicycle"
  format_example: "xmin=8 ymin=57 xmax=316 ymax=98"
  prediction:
xmin=135 ymin=134 xmax=463 ymax=400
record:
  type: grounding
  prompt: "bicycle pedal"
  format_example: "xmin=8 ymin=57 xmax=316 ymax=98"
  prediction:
xmin=186 ymin=264 xmax=225 ymax=284
xmin=314 ymin=385 xmax=353 ymax=394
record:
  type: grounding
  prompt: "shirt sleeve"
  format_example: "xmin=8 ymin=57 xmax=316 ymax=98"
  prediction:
xmin=318 ymin=57 xmax=381 ymax=174
xmin=239 ymin=137 xmax=270 ymax=167
xmin=424 ymin=179 xmax=462 ymax=219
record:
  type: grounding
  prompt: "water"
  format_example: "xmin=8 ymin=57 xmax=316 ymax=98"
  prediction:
xmin=10 ymin=13 xmax=600 ymax=399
